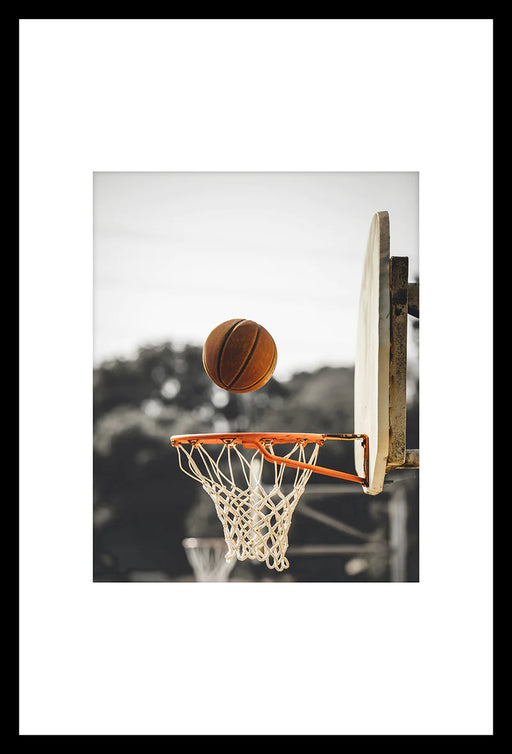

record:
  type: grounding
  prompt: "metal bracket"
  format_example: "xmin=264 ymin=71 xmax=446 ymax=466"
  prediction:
xmin=255 ymin=434 xmax=370 ymax=487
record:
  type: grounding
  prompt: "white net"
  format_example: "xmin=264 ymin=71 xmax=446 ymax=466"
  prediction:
xmin=176 ymin=440 xmax=321 ymax=571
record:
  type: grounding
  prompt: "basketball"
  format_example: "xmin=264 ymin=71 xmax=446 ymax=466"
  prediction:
xmin=202 ymin=319 xmax=278 ymax=393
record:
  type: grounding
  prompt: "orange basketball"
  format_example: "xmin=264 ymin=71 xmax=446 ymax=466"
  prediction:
xmin=202 ymin=319 xmax=278 ymax=393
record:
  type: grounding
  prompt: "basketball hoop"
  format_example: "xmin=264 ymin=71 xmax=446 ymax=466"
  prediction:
xmin=182 ymin=537 xmax=237 ymax=582
xmin=171 ymin=432 xmax=368 ymax=571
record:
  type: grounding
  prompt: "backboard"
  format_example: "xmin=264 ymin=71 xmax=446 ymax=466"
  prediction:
xmin=354 ymin=211 xmax=418 ymax=494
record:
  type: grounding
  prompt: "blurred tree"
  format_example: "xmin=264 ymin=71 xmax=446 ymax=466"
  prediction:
xmin=93 ymin=357 xmax=150 ymax=420
xmin=93 ymin=343 xmax=214 ymax=422
xmin=259 ymin=366 xmax=354 ymax=433
xmin=93 ymin=406 xmax=199 ymax=579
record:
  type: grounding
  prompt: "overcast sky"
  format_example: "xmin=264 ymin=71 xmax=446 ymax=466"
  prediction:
xmin=93 ymin=172 xmax=418 ymax=379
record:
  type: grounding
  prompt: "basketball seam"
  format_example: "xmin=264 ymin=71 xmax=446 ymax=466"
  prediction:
xmin=231 ymin=344 xmax=277 ymax=390
xmin=216 ymin=319 xmax=246 ymax=387
xmin=227 ymin=324 xmax=261 ymax=388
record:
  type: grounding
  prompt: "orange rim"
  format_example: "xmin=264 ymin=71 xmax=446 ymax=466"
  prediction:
xmin=171 ymin=432 xmax=369 ymax=486
xmin=171 ymin=432 xmax=325 ymax=447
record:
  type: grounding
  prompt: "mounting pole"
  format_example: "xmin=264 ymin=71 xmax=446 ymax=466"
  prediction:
xmin=387 ymin=257 xmax=419 ymax=473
